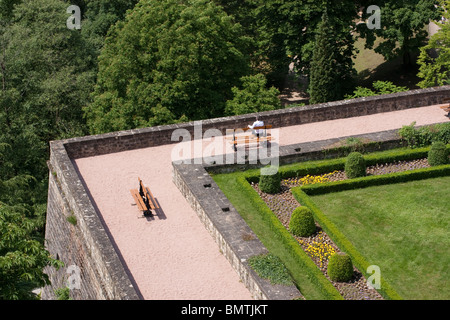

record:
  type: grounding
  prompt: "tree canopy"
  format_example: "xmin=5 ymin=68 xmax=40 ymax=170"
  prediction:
xmin=417 ymin=0 xmax=450 ymax=87
xmin=84 ymin=0 xmax=254 ymax=134
xmin=358 ymin=0 xmax=442 ymax=65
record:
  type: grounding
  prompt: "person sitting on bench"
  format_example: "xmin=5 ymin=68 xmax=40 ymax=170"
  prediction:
xmin=248 ymin=115 xmax=264 ymax=138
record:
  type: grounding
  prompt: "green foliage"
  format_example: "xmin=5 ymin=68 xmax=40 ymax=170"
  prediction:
xmin=248 ymin=253 xmax=293 ymax=286
xmin=358 ymin=0 xmax=441 ymax=65
xmin=327 ymin=252 xmax=353 ymax=282
xmin=345 ymin=152 xmax=366 ymax=179
xmin=259 ymin=170 xmax=281 ymax=194
xmin=428 ymin=141 xmax=449 ymax=166
xmin=289 ymin=206 xmax=316 ymax=237
xmin=66 ymin=214 xmax=77 ymax=226
xmin=417 ymin=0 xmax=450 ymax=88
xmin=85 ymin=0 xmax=252 ymax=134
xmin=291 ymin=187 xmax=403 ymax=300
xmin=308 ymin=11 xmax=356 ymax=104
xmin=345 ymin=81 xmax=408 ymax=99
xmin=54 ymin=287 xmax=71 ymax=300
xmin=0 ymin=204 xmax=62 ymax=299
xmin=225 ymin=74 xmax=281 ymax=116
xmin=399 ymin=122 xmax=450 ymax=148
xmin=230 ymin=175 xmax=342 ymax=299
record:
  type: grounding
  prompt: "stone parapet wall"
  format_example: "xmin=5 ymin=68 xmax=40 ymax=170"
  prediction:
xmin=43 ymin=86 xmax=449 ymax=300
xmin=172 ymin=163 xmax=302 ymax=300
xmin=64 ymin=86 xmax=450 ymax=159
xmin=42 ymin=141 xmax=140 ymax=300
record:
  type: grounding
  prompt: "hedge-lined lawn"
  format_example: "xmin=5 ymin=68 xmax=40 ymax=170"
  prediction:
xmin=310 ymin=176 xmax=450 ymax=300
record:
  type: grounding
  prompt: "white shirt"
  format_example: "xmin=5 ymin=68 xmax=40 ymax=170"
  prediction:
xmin=248 ymin=120 xmax=264 ymax=134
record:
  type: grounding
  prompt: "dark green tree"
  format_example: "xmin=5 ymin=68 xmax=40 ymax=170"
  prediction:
xmin=85 ymin=0 xmax=253 ymax=134
xmin=309 ymin=11 xmax=356 ymax=104
xmin=417 ymin=0 xmax=450 ymax=87
xmin=225 ymin=74 xmax=281 ymax=116
xmin=358 ymin=0 xmax=442 ymax=66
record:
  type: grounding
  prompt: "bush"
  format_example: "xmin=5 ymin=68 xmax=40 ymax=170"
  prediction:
xmin=259 ymin=170 xmax=281 ymax=194
xmin=399 ymin=122 xmax=450 ymax=148
xmin=248 ymin=253 xmax=293 ymax=286
xmin=428 ymin=141 xmax=449 ymax=166
xmin=289 ymin=206 xmax=316 ymax=237
xmin=345 ymin=152 xmax=366 ymax=179
xmin=327 ymin=252 xmax=353 ymax=282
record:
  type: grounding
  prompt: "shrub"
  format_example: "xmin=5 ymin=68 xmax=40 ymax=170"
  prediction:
xmin=248 ymin=253 xmax=293 ymax=286
xmin=399 ymin=122 xmax=450 ymax=148
xmin=327 ymin=252 xmax=353 ymax=282
xmin=259 ymin=170 xmax=281 ymax=194
xmin=289 ymin=206 xmax=316 ymax=237
xmin=428 ymin=141 xmax=449 ymax=166
xmin=345 ymin=152 xmax=366 ymax=179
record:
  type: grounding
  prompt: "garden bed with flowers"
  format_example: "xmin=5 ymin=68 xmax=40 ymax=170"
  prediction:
xmin=253 ymin=158 xmax=432 ymax=300
xmin=213 ymin=145 xmax=450 ymax=300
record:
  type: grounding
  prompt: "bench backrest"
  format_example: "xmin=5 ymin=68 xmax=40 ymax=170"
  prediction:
xmin=233 ymin=125 xmax=272 ymax=132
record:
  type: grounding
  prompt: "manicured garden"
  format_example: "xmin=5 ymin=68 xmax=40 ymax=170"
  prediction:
xmin=212 ymin=131 xmax=450 ymax=300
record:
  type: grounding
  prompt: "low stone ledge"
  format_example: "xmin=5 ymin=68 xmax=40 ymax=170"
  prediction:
xmin=172 ymin=163 xmax=303 ymax=300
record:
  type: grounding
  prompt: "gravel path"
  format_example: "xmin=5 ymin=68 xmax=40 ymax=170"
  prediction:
xmin=73 ymin=104 xmax=448 ymax=300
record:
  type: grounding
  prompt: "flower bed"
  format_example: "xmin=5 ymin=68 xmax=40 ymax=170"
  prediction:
xmin=252 ymin=158 xmax=433 ymax=300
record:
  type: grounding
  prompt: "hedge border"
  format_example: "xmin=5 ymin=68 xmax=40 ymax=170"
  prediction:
xmin=243 ymin=145 xmax=450 ymax=300
xmin=291 ymin=163 xmax=450 ymax=300
xmin=234 ymin=175 xmax=343 ymax=300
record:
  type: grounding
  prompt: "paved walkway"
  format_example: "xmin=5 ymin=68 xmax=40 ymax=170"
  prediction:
xmin=73 ymin=104 xmax=448 ymax=300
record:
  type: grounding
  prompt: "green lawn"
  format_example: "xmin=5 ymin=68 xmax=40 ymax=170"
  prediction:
xmin=310 ymin=176 xmax=450 ymax=300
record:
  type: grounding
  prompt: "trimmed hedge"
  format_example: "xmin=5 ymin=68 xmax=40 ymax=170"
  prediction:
xmin=235 ymin=175 xmax=343 ymax=300
xmin=231 ymin=146 xmax=450 ymax=300
xmin=259 ymin=170 xmax=281 ymax=194
xmin=345 ymin=152 xmax=366 ymax=178
xmin=289 ymin=207 xmax=316 ymax=237
xmin=300 ymin=164 xmax=450 ymax=196
xmin=327 ymin=252 xmax=353 ymax=282
xmin=291 ymin=187 xmax=403 ymax=300
xmin=428 ymin=141 xmax=449 ymax=166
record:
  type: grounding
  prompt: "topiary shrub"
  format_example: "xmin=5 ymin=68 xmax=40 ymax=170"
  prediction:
xmin=428 ymin=141 xmax=449 ymax=166
xmin=259 ymin=170 xmax=281 ymax=194
xmin=345 ymin=152 xmax=366 ymax=179
xmin=289 ymin=206 xmax=316 ymax=237
xmin=327 ymin=252 xmax=353 ymax=282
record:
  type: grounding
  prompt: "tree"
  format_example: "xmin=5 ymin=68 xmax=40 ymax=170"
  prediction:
xmin=85 ymin=0 xmax=253 ymax=134
xmin=345 ymin=81 xmax=408 ymax=99
xmin=358 ymin=0 xmax=442 ymax=66
xmin=0 ymin=144 xmax=62 ymax=300
xmin=308 ymin=11 xmax=356 ymax=104
xmin=417 ymin=0 xmax=450 ymax=87
xmin=214 ymin=0 xmax=360 ymax=90
xmin=225 ymin=74 xmax=281 ymax=116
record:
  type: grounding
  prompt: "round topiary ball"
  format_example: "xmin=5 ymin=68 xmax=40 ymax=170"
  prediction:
xmin=345 ymin=152 xmax=366 ymax=179
xmin=327 ymin=252 xmax=353 ymax=282
xmin=289 ymin=206 xmax=316 ymax=237
xmin=259 ymin=170 xmax=281 ymax=194
xmin=428 ymin=141 xmax=449 ymax=166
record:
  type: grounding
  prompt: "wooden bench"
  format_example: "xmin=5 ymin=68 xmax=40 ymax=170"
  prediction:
xmin=440 ymin=98 xmax=450 ymax=114
xmin=130 ymin=177 xmax=159 ymax=216
xmin=227 ymin=125 xmax=272 ymax=152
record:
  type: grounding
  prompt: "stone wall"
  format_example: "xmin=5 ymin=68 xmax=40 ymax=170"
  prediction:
xmin=172 ymin=163 xmax=302 ymax=300
xmin=42 ymin=86 xmax=450 ymax=300
xmin=42 ymin=141 xmax=140 ymax=300
xmin=65 ymin=86 xmax=450 ymax=159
